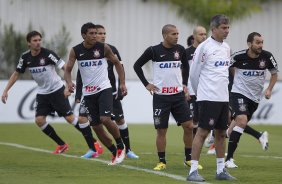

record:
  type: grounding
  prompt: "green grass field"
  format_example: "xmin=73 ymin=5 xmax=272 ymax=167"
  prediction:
xmin=0 ymin=123 xmax=282 ymax=184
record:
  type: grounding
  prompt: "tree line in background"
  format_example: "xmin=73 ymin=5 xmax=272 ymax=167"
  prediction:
xmin=0 ymin=22 xmax=71 ymax=79
xmin=0 ymin=0 xmax=278 ymax=79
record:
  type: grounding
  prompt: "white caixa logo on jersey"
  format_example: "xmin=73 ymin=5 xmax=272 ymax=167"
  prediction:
xmin=93 ymin=49 xmax=100 ymax=58
xmin=39 ymin=58 xmax=46 ymax=65
xmin=174 ymin=51 xmax=180 ymax=60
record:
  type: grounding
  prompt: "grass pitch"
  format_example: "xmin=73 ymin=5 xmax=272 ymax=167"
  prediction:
xmin=0 ymin=123 xmax=282 ymax=184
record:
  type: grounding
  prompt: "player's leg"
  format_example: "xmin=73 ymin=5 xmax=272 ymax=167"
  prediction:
xmin=35 ymin=94 xmax=68 ymax=154
xmin=113 ymin=99 xmax=139 ymax=159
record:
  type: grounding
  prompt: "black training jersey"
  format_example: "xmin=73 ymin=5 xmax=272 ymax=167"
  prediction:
xmin=75 ymin=43 xmax=122 ymax=100
xmin=108 ymin=44 xmax=122 ymax=94
xmin=134 ymin=43 xmax=188 ymax=95
xmin=73 ymin=42 xmax=111 ymax=96
xmin=231 ymin=49 xmax=279 ymax=103
xmin=185 ymin=46 xmax=196 ymax=95
xmin=16 ymin=47 xmax=65 ymax=94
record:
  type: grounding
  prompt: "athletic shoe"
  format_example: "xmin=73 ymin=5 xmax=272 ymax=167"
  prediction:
xmin=216 ymin=168 xmax=236 ymax=180
xmin=153 ymin=162 xmax=166 ymax=171
xmin=94 ymin=141 xmax=104 ymax=155
xmin=126 ymin=150 xmax=139 ymax=159
xmin=184 ymin=160 xmax=203 ymax=170
xmin=108 ymin=146 xmax=126 ymax=165
xmin=81 ymin=149 xmax=99 ymax=159
xmin=259 ymin=131 xmax=269 ymax=151
xmin=207 ymin=143 xmax=216 ymax=155
xmin=225 ymin=158 xmax=238 ymax=168
xmin=52 ymin=144 xmax=69 ymax=154
xmin=186 ymin=170 xmax=205 ymax=182
xmin=204 ymin=131 xmax=214 ymax=148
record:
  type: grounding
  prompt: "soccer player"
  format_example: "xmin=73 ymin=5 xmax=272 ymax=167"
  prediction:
xmin=186 ymin=26 xmax=207 ymax=139
xmin=75 ymin=24 xmax=139 ymax=159
xmin=187 ymin=14 xmax=236 ymax=181
xmin=134 ymin=24 xmax=194 ymax=171
xmin=64 ymin=22 xmax=127 ymax=165
xmin=1 ymin=31 xmax=97 ymax=156
xmin=225 ymin=32 xmax=278 ymax=168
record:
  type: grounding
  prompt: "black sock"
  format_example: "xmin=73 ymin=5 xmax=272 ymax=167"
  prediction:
xmin=42 ymin=124 xmax=65 ymax=145
xmin=107 ymin=144 xmax=117 ymax=157
xmin=120 ymin=128 xmax=130 ymax=152
xmin=158 ymin=152 xmax=166 ymax=164
xmin=226 ymin=131 xmax=242 ymax=161
xmin=244 ymin=125 xmax=261 ymax=139
xmin=185 ymin=148 xmax=192 ymax=161
xmin=80 ymin=125 xmax=96 ymax=151
xmin=192 ymin=127 xmax=197 ymax=138
xmin=74 ymin=123 xmax=81 ymax=132
xmin=115 ymin=137 xmax=124 ymax=150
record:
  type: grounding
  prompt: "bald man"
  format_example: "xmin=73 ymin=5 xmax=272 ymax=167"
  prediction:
xmin=134 ymin=24 xmax=195 ymax=171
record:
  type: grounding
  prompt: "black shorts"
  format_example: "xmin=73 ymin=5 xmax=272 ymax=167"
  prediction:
xmin=198 ymin=101 xmax=229 ymax=130
xmin=35 ymin=86 xmax=73 ymax=117
xmin=83 ymin=88 xmax=113 ymax=126
xmin=111 ymin=97 xmax=124 ymax=121
xmin=230 ymin=92 xmax=259 ymax=121
xmin=188 ymin=95 xmax=199 ymax=124
xmin=153 ymin=92 xmax=192 ymax=129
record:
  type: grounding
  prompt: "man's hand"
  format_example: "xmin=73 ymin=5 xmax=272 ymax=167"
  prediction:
xmin=1 ymin=91 xmax=8 ymax=104
xmin=264 ymin=88 xmax=272 ymax=99
xmin=67 ymin=82 xmax=76 ymax=93
xmin=119 ymin=83 xmax=128 ymax=97
xmin=146 ymin=83 xmax=159 ymax=95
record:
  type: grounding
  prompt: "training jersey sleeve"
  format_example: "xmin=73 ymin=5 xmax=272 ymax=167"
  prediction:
xmin=75 ymin=69 xmax=83 ymax=101
xmin=189 ymin=45 xmax=205 ymax=95
xmin=16 ymin=53 xmax=28 ymax=73
xmin=181 ymin=47 xmax=188 ymax=86
xmin=133 ymin=47 xmax=154 ymax=87
xmin=47 ymin=50 xmax=65 ymax=69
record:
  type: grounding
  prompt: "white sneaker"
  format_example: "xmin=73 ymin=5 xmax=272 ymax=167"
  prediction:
xmin=115 ymin=146 xmax=126 ymax=164
xmin=225 ymin=158 xmax=238 ymax=168
xmin=204 ymin=131 xmax=214 ymax=148
xmin=259 ymin=131 xmax=269 ymax=151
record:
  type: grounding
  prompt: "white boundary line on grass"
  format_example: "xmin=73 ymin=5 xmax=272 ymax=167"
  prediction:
xmin=0 ymin=142 xmax=209 ymax=184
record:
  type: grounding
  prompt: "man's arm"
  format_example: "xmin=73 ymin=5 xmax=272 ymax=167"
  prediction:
xmin=104 ymin=44 xmax=127 ymax=96
xmin=1 ymin=71 xmax=20 ymax=104
xmin=75 ymin=69 xmax=83 ymax=102
xmin=133 ymin=47 xmax=159 ymax=94
xmin=64 ymin=48 xmax=76 ymax=93
xmin=265 ymin=73 xmax=278 ymax=99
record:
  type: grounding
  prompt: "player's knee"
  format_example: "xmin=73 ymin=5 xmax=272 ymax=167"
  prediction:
xmin=100 ymin=116 xmax=111 ymax=125
xmin=35 ymin=116 xmax=46 ymax=127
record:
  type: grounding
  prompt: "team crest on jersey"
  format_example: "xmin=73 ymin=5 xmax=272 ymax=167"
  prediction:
xmin=239 ymin=104 xmax=246 ymax=112
xmin=208 ymin=118 xmax=215 ymax=126
xmin=39 ymin=58 xmax=46 ymax=65
xmin=174 ymin=51 xmax=180 ymax=60
xmin=93 ymin=49 xmax=100 ymax=58
xmin=259 ymin=59 xmax=266 ymax=69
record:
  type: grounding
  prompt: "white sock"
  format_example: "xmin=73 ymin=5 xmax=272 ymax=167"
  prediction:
xmin=189 ymin=160 xmax=199 ymax=174
xmin=216 ymin=158 xmax=225 ymax=174
xmin=40 ymin=122 xmax=48 ymax=130
xmin=79 ymin=121 xmax=90 ymax=129
xmin=118 ymin=122 xmax=128 ymax=130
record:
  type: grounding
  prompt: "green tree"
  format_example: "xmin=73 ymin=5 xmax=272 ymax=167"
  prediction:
xmin=164 ymin=0 xmax=274 ymax=30
xmin=0 ymin=24 xmax=71 ymax=79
